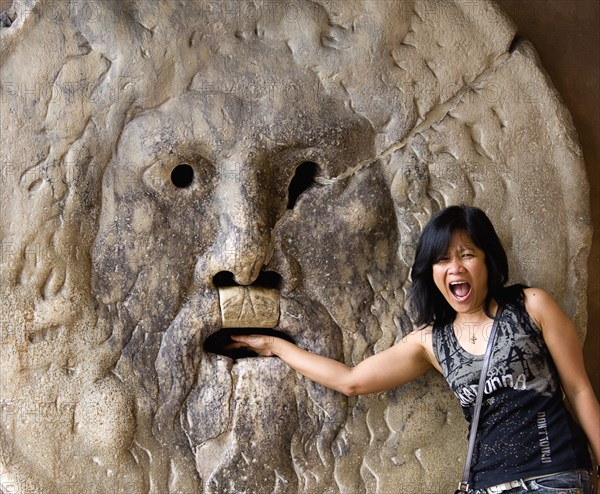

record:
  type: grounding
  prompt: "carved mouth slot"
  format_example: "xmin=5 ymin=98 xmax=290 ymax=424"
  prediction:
xmin=213 ymin=270 xmax=282 ymax=289
xmin=203 ymin=328 xmax=295 ymax=360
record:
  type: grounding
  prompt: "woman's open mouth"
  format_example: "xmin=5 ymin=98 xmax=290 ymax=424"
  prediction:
xmin=449 ymin=281 xmax=471 ymax=301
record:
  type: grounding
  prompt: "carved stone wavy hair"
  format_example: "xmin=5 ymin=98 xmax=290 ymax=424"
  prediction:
xmin=409 ymin=205 xmax=523 ymax=328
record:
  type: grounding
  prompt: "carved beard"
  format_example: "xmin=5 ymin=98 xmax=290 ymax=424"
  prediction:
xmin=180 ymin=295 xmax=346 ymax=491
xmin=97 ymin=285 xmax=346 ymax=492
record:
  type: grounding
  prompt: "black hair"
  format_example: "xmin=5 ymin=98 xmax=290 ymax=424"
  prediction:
xmin=408 ymin=205 xmax=522 ymax=327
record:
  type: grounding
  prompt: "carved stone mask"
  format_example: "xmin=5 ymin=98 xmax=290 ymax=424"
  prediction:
xmin=91 ymin=83 xmax=400 ymax=488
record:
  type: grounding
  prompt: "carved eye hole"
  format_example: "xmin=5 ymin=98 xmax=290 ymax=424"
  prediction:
xmin=171 ymin=163 xmax=194 ymax=188
xmin=287 ymin=161 xmax=318 ymax=209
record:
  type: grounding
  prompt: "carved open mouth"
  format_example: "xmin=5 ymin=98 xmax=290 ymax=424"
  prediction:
xmin=203 ymin=327 xmax=295 ymax=359
xmin=204 ymin=270 xmax=293 ymax=359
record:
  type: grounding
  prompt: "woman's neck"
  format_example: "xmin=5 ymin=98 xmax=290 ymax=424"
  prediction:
xmin=453 ymin=299 xmax=497 ymax=326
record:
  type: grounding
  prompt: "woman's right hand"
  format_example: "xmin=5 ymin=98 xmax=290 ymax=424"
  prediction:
xmin=228 ymin=334 xmax=278 ymax=357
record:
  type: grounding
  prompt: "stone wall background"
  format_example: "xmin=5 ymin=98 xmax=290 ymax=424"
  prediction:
xmin=0 ymin=1 xmax=597 ymax=493
xmin=495 ymin=0 xmax=600 ymax=398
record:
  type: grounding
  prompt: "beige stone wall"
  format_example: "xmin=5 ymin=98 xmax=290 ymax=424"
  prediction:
xmin=0 ymin=1 xmax=595 ymax=493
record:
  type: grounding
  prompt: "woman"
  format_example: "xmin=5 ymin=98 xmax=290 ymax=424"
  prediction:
xmin=230 ymin=206 xmax=599 ymax=493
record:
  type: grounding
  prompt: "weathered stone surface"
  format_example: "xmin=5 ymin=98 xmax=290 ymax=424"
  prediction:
xmin=219 ymin=287 xmax=280 ymax=328
xmin=0 ymin=1 xmax=590 ymax=493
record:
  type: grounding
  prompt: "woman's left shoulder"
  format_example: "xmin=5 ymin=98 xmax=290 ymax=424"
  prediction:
xmin=521 ymin=287 xmax=562 ymax=329
xmin=522 ymin=287 xmax=555 ymax=307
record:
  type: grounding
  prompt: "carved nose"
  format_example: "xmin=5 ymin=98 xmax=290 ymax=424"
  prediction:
xmin=217 ymin=212 xmax=272 ymax=285
xmin=213 ymin=162 xmax=275 ymax=286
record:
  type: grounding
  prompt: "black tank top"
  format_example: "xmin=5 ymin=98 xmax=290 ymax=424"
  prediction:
xmin=432 ymin=297 xmax=591 ymax=489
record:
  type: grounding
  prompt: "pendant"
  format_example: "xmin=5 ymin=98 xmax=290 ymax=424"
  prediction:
xmin=469 ymin=335 xmax=477 ymax=344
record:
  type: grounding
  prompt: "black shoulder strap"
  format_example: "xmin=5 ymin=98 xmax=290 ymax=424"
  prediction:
xmin=456 ymin=304 xmax=504 ymax=493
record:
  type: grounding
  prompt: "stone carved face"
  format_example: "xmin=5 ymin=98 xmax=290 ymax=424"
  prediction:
xmin=91 ymin=86 xmax=400 ymax=489
xmin=0 ymin=1 xmax=591 ymax=492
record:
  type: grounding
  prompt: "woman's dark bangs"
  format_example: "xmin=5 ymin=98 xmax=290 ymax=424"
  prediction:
xmin=428 ymin=221 xmax=455 ymax=264
xmin=463 ymin=210 xmax=509 ymax=290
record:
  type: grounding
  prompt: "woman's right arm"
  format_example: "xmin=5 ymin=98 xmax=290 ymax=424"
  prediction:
xmin=230 ymin=330 xmax=435 ymax=396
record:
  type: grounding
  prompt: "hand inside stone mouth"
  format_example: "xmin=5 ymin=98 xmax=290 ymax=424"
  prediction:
xmin=205 ymin=327 xmax=295 ymax=359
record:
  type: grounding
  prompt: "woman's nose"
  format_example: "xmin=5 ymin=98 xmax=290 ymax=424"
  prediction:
xmin=447 ymin=257 xmax=466 ymax=273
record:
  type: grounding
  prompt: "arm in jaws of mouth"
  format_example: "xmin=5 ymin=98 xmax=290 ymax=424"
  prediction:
xmin=229 ymin=328 xmax=434 ymax=397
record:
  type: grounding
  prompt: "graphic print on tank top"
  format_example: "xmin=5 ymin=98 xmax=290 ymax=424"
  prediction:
xmin=435 ymin=303 xmax=557 ymax=409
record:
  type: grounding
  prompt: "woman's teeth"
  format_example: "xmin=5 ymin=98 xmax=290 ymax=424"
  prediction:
xmin=450 ymin=281 xmax=470 ymax=298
